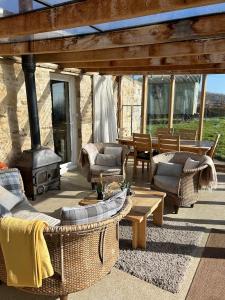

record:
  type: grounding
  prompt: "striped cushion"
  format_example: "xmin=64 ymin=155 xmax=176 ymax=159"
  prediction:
xmin=61 ymin=189 xmax=127 ymax=225
xmin=0 ymin=169 xmax=23 ymax=199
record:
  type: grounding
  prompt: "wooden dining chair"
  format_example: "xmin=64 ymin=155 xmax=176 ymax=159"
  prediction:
xmin=176 ymin=129 xmax=198 ymax=140
xmin=133 ymin=133 xmax=152 ymax=180
xmin=207 ymin=134 xmax=221 ymax=158
xmin=156 ymin=127 xmax=174 ymax=135
xmin=158 ymin=134 xmax=180 ymax=153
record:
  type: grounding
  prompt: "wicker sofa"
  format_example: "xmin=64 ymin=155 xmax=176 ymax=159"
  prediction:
xmin=150 ymin=152 xmax=210 ymax=213
xmin=0 ymin=169 xmax=132 ymax=300
xmin=80 ymin=142 xmax=129 ymax=188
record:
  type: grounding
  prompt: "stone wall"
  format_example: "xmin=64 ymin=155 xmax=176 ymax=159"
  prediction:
xmin=0 ymin=59 xmax=93 ymax=165
xmin=0 ymin=59 xmax=54 ymax=164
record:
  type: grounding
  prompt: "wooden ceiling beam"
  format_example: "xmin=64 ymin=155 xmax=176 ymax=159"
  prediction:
xmin=2 ymin=12 xmax=225 ymax=55
xmin=36 ymin=38 xmax=225 ymax=63
xmin=100 ymin=69 xmax=225 ymax=75
xmin=60 ymin=54 xmax=225 ymax=69
xmin=0 ymin=0 xmax=224 ymax=39
xmin=82 ymin=63 xmax=225 ymax=73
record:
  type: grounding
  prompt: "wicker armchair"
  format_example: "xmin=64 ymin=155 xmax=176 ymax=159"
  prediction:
xmin=80 ymin=143 xmax=129 ymax=188
xmin=150 ymin=152 xmax=209 ymax=213
xmin=0 ymin=170 xmax=132 ymax=300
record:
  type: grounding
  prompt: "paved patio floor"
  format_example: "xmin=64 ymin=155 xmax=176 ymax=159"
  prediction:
xmin=1 ymin=165 xmax=225 ymax=300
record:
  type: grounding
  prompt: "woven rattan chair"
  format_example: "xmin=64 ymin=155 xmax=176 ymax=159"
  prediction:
xmin=79 ymin=143 xmax=129 ymax=189
xmin=0 ymin=172 xmax=132 ymax=300
xmin=176 ymin=129 xmax=198 ymax=140
xmin=133 ymin=133 xmax=152 ymax=181
xmin=150 ymin=152 xmax=209 ymax=213
xmin=158 ymin=134 xmax=180 ymax=153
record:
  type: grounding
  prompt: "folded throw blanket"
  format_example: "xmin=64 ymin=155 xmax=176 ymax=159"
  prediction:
xmin=199 ymin=155 xmax=217 ymax=189
xmin=0 ymin=217 xmax=54 ymax=288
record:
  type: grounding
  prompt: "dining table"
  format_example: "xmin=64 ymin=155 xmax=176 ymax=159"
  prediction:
xmin=117 ymin=136 xmax=214 ymax=155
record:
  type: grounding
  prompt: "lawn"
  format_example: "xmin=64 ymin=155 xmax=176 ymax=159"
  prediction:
xmin=147 ymin=117 xmax=225 ymax=161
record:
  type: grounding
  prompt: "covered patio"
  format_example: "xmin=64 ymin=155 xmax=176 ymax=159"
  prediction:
xmin=0 ymin=1 xmax=225 ymax=300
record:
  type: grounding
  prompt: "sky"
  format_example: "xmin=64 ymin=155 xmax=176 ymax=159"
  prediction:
xmin=206 ymin=75 xmax=225 ymax=94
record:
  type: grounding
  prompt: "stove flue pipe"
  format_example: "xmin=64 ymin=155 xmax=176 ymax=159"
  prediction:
xmin=22 ymin=55 xmax=41 ymax=150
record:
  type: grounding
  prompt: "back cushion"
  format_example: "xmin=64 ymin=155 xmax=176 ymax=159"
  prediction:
xmin=104 ymin=147 xmax=122 ymax=166
xmin=95 ymin=153 xmax=117 ymax=167
xmin=61 ymin=189 xmax=127 ymax=225
xmin=0 ymin=186 xmax=22 ymax=211
xmin=183 ymin=157 xmax=200 ymax=172
xmin=156 ymin=162 xmax=183 ymax=177
xmin=0 ymin=169 xmax=23 ymax=198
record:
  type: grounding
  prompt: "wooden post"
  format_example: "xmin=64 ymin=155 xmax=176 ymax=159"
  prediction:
xmin=117 ymin=76 xmax=123 ymax=131
xmin=168 ymin=75 xmax=176 ymax=129
xmin=198 ymin=74 xmax=207 ymax=141
xmin=141 ymin=75 xmax=148 ymax=133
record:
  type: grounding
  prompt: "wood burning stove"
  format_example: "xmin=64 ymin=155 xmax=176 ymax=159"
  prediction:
xmin=16 ymin=55 xmax=62 ymax=200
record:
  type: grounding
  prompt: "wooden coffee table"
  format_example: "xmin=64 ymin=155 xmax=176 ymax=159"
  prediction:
xmin=125 ymin=187 xmax=165 ymax=250
xmin=79 ymin=187 xmax=166 ymax=250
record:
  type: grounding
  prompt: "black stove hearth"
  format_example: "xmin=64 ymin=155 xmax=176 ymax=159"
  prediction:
xmin=16 ymin=55 xmax=62 ymax=200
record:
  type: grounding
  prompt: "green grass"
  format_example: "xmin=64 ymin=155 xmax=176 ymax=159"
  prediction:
xmin=147 ymin=117 xmax=225 ymax=161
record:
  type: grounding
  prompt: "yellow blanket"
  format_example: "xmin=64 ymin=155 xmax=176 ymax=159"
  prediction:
xmin=0 ymin=217 xmax=54 ymax=288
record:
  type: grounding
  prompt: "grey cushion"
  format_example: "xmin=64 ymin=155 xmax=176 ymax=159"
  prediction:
xmin=0 ymin=169 xmax=23 ymax=199
xmin=95 ymin=153 xmax=117 ymax=167
xmin=104 ymin=147 xmax=122 ymax=166
xmin=156 ymin=162 xmax=183 ymax=177
xmin=91 ymin=165 xmax=121 ymax=176
xmin=0 ymin=204 xmax=12 ymax=217
xmin=154 ymin=175 xmax=180 ymax=194
xmin=0 ymin=186 xmax=22 ymax=211
xmin=61 ymin=189 xmax=127 ymax=225
xmin=11 ymin=197 xmax=61 ymax=227
xmin=183 ymin=157 xmax=200 ymax=172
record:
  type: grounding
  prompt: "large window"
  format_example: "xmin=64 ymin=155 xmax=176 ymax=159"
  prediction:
xmin=173 ymin=75 xmax=201 ymax=134
xmin=146 ymin=76 xmax=170 ymax=134
xmin=203 ymin=75 xmax=225 ymax=161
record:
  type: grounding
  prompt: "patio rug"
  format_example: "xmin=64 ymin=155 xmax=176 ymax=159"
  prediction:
xmin=186 ymin=229 xmax=225 ymax=300
xmin=115 ymin=219 xmax=204 ymax=293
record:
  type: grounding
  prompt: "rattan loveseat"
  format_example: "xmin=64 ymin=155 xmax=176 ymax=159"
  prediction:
xmin=150 ymin=152 xmax=210 ymax=213
xmin=0 ymin=170 xmax=132 ymax=300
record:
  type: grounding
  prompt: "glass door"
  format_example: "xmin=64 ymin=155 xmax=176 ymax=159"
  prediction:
xmin=50 ymin=80 xmax=71 ymax=164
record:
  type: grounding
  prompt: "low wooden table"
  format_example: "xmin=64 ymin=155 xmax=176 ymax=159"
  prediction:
xmin=79 ymin=187 xmax=166 ymax=250
xmin=126 ymin=187 xmax=165 ymax=250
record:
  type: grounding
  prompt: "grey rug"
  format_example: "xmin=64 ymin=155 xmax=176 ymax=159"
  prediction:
xmin=115 ymin=219 xmax=204 ymax=293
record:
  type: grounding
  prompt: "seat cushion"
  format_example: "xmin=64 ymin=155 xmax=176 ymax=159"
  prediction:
xmin=95 ymin=153 xmax=117 ymax=167
xmin=154 ymin=175 xmax=180 ymax=194
xmin=104 ymin=147 xmax=122 ymax=166
xmin=156 ymin=162 xmax=183 ymax=177
xmin=0 ymin=186 xmax=22 ymax=211
xmin=61 ymin=189 xmax=127 ymax=225
xmin=11 ymin=197 xmax=61 ymax=227
xmin=91 ymin=165 xmax=121 ymax=176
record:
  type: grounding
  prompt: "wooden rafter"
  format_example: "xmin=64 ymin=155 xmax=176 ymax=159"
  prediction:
xmin=82 ymin=63 xmax=225 ymax=73
xmin=0 ymin=0 xmax=224 ymax=39
xmin=2 ymin=12 xmax=225 ymax=56
xmin=100 ymin=69 xmax=225 ymax=75
xmin=60 ymin=54 xmax=225 ymax=69
xmin=35 ymin=38 xmax=225 ymax=63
